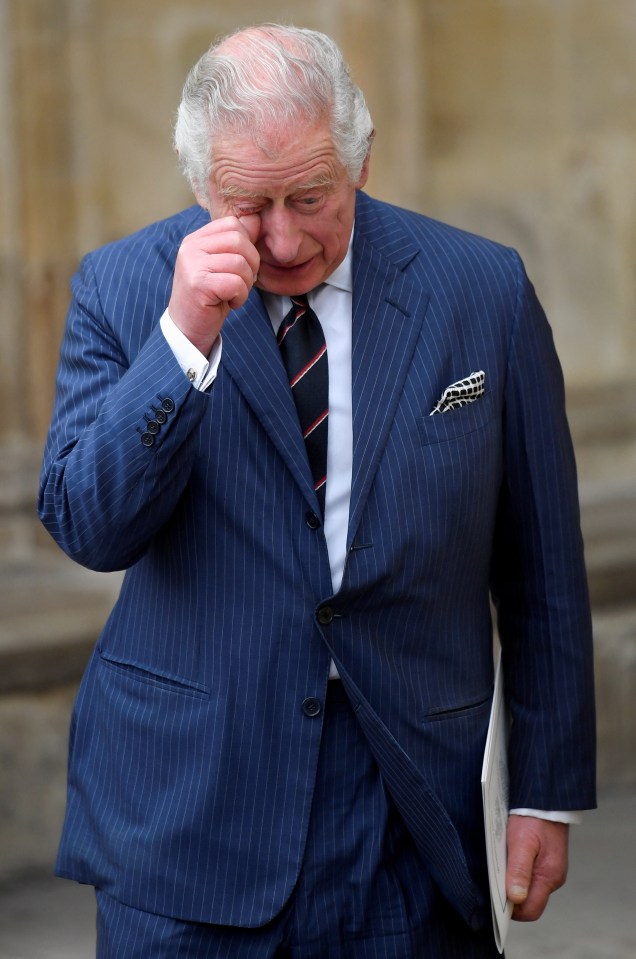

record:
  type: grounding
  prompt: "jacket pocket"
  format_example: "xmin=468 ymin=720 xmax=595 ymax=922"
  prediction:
xmin=419 ymin=392 xmax=495 ymax=446
xmin=422 ymin=691 xmax=492 ymax=724
xmin=98 ymin=650 xmax=210 ymax=700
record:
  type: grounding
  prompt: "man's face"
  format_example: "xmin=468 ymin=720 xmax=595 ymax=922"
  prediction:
xmin=205 ymin=118 xmax=369 ymax=296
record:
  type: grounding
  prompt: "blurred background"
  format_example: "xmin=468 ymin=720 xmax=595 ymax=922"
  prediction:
xmin=1 ymin=0 xmax=634 ymax=956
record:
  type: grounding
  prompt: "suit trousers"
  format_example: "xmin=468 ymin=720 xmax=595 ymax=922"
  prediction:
xmin=95 ymin=681 xmax=500 ymax=958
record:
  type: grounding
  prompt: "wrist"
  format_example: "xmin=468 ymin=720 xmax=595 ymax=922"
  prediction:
xmin=160 ymin=310 xmax=221 ymax=387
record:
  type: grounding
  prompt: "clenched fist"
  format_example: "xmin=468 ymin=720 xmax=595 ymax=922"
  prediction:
xmin=168 ymin=214 xmax=261 ymax=356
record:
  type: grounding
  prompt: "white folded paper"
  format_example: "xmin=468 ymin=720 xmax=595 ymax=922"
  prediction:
xmin=481 ymin=652 xmax=513 ymax=953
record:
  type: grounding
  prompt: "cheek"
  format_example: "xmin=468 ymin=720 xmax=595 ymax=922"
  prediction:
xmin=321 ymin=201 xmax=355 ymax=255
xmin=311 ymin=214 xmax=352 ymax=261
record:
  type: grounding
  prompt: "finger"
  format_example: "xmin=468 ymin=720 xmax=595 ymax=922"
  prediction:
xmin=190 ymin=214 xmax=259 ymax=244
xmin=197 ymin=271 xmax=253 ymax=311
xmin=198 ymin=252 xmax=259 ymax=286
xmin=506 ymin=817 xmax=569 ymax=922
xmin=185 ymin=227 xmax=260 ymax=279
xmin=236 ymin=213 xmax=261 ymax=245
xmin=511 ymin=879 xmax=552 ymax=922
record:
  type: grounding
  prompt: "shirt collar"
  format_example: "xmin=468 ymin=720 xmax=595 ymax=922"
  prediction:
xmin=322 ymin=229 xmax=353 ymax=294
xmin=259 ymin=225 xmax=354 ymax=327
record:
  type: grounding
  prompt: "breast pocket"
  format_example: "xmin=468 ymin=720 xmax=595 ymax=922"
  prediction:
xmin=418 ymin=392 xmax=495 ymax=446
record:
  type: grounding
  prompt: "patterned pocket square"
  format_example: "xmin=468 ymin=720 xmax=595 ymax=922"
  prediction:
xmin=430 ymin=370 xmax=485 ymax=415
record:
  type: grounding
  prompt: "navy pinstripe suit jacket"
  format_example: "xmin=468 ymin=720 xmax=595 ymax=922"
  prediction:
xmin=39 ymin=190 xmax=596 ymax=932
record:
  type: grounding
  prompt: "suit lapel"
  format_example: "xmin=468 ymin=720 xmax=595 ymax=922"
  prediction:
xmin=219 ymin=194 xmax=433 ymax=526
xmin=220 ymin=293 xmax=318 ymax=509
xmin=347 ymin=202 xmax=431 ymax=548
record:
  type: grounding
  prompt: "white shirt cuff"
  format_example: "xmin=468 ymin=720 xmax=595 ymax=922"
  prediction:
xmin=509 ymin=808 xmax=583 ymax=825
xmin=160 ymin=309 xmax=222 ymax=391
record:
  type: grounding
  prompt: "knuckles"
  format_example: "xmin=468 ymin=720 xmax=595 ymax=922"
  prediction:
xmin=171 ymin=218 xmax=259 ymax=320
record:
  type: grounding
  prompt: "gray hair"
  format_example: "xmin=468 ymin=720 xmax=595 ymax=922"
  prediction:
xmin=173 ymin=23 xmax=374 ymax=198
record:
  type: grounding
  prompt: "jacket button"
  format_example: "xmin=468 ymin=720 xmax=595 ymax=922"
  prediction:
xmin=302 ymin=697 xmax=322 ymax=718
xmin=140 ymin=432 xmax=155 ymax=447
xmin=161 ymin=397 xmax=175 ymax=413
xmin=305 ymin=511 xmax=320 ymax=530
xmin=153 ymin=408 xmax=167 ymax=424
xmin=146 ymin=419 xmax=160 ymax=435
xmin=317 ymin=606 xmax=334 ymax=626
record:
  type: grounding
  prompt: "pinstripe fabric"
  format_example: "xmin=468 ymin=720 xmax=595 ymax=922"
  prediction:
xmin=95 ymin=683 xmax=500 ymax=958
xmin=39 ymin=191 xmax=595 ymax=944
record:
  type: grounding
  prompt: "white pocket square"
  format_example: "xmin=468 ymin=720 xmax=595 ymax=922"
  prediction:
xmin=430 ymin=370 xmax=485 ymax=415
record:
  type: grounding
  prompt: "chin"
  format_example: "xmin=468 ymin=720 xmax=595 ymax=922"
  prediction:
xmin=257 ymin=256 xmax=327 ymax=294
xmin=258 ymin=274 xmax=320 ymax=297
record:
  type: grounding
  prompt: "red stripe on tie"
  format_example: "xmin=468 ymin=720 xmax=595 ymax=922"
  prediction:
xmin=276 ymin=315 xmax=299 ymax=345
xmin=314 ymin=475 xmax=327 ymax=492
xmin=289 ymin=344 xmax=327 ymax=388
xmin=303 ymin=409 xmax=328 ymax=439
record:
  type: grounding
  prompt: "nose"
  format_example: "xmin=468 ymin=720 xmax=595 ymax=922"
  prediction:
xmin=259 ymin=206 xmax=302 ymax=264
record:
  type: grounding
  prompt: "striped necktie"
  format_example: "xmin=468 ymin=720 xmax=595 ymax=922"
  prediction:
xmin=277 ymin=294 xmax=328 ymax=515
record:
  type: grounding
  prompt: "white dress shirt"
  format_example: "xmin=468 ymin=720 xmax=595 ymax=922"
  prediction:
xmin=159 ymin=237 xmax=580 ymax=826
xmin=161 ymin=244 xmax=354 ymax=599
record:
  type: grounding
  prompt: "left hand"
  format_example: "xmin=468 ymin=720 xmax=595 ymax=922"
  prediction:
xmin=506 ymin=815 xmax=569 ymax=921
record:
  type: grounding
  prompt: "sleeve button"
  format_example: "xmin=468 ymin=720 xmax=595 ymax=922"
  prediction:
xmin=141 ymin=432 xmax=155 ymax=447
xmin=161 ymin=397 xmax=175 ymax=413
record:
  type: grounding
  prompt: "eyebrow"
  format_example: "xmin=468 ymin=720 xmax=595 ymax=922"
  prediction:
xmin=217 ymin=185 xmax=263 ymax=200
xmin=218 ymin=174 xmax=336 ymax=200
xmin=292 ymin=174 xmax=337 ymax=192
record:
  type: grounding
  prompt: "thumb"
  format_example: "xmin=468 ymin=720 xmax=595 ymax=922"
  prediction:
xmin=506 ymin=817 xmax=538 ymax=904
xmin=507 ymin=873 xmax=531 ymax=904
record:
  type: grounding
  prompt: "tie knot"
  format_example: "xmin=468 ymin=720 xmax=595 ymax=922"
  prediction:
xmin=290 ymin=293 xmax=309 ymax=311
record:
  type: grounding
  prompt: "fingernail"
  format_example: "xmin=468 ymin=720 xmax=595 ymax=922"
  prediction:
xmin=510 ymin=884 xmax=528 ymax=899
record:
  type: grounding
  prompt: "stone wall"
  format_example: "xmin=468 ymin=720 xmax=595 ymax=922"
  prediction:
xmin=421 ymin=0 xmax=636 ymax=387
xmin=1 ymin=0 xmax=635 ymax=881
xmin=3 ymin=1 xmax=636 ymax=445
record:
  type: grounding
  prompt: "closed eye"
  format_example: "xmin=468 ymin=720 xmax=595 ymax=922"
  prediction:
xmin=233 ymin=202 xmax=265 ymax=216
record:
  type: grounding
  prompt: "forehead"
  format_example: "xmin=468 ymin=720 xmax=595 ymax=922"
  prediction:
xmin=210 ymin=118 xmax=348 ymax=195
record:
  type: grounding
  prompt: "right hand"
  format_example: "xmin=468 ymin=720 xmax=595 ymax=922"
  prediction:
xmin=168 ymin=214 xmax=261 ymax=356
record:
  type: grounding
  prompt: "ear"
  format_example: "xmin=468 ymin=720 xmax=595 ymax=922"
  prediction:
xmin=355 ymin=143 xmax=372 ymax=190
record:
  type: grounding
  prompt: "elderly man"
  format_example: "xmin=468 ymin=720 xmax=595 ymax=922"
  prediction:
xmin=39 ymin=23 xmax=595 ymax=958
